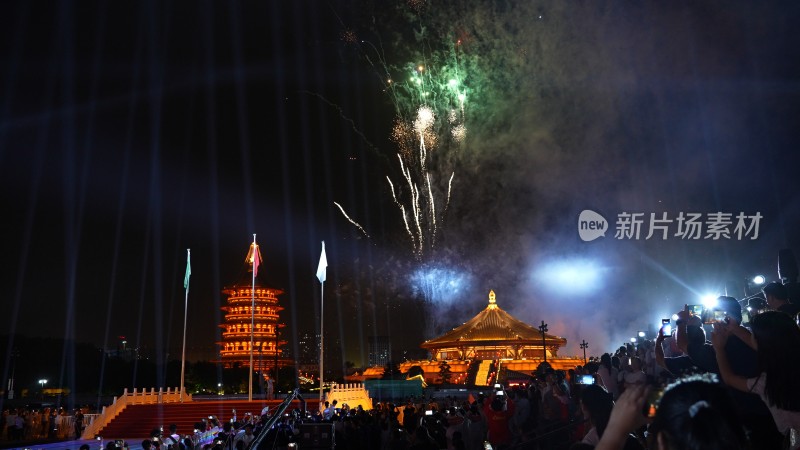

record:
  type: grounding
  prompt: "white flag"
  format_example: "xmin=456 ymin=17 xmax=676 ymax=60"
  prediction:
xmin=316 ymin=241 xmax=327 ymax=283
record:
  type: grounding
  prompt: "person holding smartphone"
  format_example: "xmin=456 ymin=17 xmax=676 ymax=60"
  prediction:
xmin=484 ymin=385 xmax=515 ymax=449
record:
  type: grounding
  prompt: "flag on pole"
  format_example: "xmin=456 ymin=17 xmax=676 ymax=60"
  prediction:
xmin=183 ymin=249 xmax=191 ymax=289
xmin=316 ymin=241 xmax=327 ymax=283
xmin=252 ymin=243 xmax=261 ymax=278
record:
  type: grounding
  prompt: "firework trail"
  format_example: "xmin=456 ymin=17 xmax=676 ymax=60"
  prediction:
xmin=333 ymin=201 xmax=370 ymax=238
xmin=333 ymin=4 xmax=469 ymax=261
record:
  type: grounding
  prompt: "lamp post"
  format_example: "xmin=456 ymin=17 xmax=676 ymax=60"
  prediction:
xmin=538 ymin=321 xmax=548 ymax=363
xmin=638 ymin=331 xmax=646 ymax=338
xmin=580 ymin=340 xmax=588 ymax=364
xmin=38 ymin=379 xmax=47 ymax=400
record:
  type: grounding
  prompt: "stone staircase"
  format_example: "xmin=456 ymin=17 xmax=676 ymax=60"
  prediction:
xmin=93 ymin=399 xmax=317 ymax=440
xmin=474 ymin=360 xmax=493 ymax=386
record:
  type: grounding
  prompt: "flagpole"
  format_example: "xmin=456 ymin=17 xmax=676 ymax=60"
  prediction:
xmin=180 ymin=249 xmax=190 ymax=402
xmin=319 ymin=279 xmax=324 ymax=407
xmin=249 ymin=234 xmax=257 ymax=402
xmin=316 ymin=242 xmax=327 ymax=409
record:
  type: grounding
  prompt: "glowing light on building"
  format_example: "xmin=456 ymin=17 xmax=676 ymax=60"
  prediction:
xmin=216 ymin=249 xmax=290 ymax=373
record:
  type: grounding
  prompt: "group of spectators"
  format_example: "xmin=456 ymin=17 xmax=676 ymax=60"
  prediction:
xmin=8 ymin=285 xmax=800 ymax=450
xmin=0 ymin=406 xmax=85 ymax=441
xmin=577 ymin=280 xmax=800 ymax=450
xmin=127 ymin=276 xmax=800 ymax=450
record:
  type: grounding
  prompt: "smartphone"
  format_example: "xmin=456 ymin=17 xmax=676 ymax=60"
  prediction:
xmin=494 ymin=383 xmax=501 ymax=390
xmin=496 ymin=391 xmax=505 ymax=396
xmin=687 ymin=304 xmax=704 ymax=317
xmin=704 ymin=310 xmax=727 ymax=324
xmin=425 ymin=410 xmax=433 ymax=416
xmin=643 ymin=387 xmax=664 ymax=418
xmin=579 ymin=374 xmax=595 ymax=385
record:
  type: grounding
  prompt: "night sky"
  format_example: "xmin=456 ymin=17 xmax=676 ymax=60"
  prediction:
xmin=2 ymin=0 xmax=799 ymax=377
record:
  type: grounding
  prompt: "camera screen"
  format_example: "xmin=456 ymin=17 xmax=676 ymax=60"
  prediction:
xmin=643 ymin=387 xmax=664 ymax=418
xmin=579 ymin=375 xmax=595 ymax=385
xmin=425 ymin=410 xmax=433 ymax=416
xmin=706 ymin=310 xmax=727 ymax=324
xmin=687 ymin=304 xmax=704 ymax=317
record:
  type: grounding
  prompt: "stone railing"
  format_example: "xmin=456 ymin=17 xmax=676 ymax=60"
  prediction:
xmin=81 ymin=387 xmax=190 ymax=439
xmin=323 ymin=383 xmax=372 ymax=412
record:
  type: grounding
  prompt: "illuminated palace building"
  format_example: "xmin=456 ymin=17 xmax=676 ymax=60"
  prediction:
xmin=400 ymin=290 xmax=581 ymax=386
xmin=217 ymin=243 xmax=291 ymax=373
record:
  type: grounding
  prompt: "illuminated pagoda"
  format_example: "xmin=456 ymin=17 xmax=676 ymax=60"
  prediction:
xmin=401 ymin=290 xmax=574 ymax=385
xmin=217 ymin=242 xmax=291 ymax=373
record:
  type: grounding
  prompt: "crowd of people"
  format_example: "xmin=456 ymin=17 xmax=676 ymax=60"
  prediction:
xmin=179 ymin=279 xmax=798 ymax=450
xmin=587 ymin=280 xmax=800 ymax=450
xmin=0 ymin=406 xmax=85 ymax=441
xmin=5 ymin=284 xmax=800 ymax=450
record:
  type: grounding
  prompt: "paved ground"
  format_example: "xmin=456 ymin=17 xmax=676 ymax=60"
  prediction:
xmin=0 ymin=438 xmax=145 ymax=450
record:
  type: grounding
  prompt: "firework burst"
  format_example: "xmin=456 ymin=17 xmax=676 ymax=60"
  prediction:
xmin=334 ymin=3 xmax=471 ymax=261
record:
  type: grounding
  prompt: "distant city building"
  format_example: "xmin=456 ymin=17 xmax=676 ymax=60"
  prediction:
xmin=368 ymin=336 xmax=391 ymax=367
xmin=216 ymin=243 xmax=292 ymax=373
xmin=297 ymin=332 xmax=319 ymax=364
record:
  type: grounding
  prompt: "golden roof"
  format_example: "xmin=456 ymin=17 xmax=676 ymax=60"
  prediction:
xmin=421 ymin=290 xmax=567 ymax=349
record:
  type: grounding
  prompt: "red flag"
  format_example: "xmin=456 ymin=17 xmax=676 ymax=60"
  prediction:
xmin=252 ymin=244 xmax=261 ymax=277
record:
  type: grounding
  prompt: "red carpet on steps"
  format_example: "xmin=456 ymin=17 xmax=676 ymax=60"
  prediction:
xmin=97 ymin=399 xmax=320 ymax=440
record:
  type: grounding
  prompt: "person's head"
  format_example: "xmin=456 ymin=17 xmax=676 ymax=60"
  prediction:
xmin=750 ymin=310 xmax=800 ymax=410
xmin=630 ymin=356 xmax=642 ymax=371
xmin=142 ymin=440 xmax=153 ymax=450
xmin=600 ymin=353 xmax=612 ymax=370
xmin=715 ymin=296 xmax=743 ymax=324
xmin=490 ymin=394 xmax=506 ymax=411
xmin=763 ymin=281 xmax=789 ymax=309
xmin=244 ymin=424 xmax=253 ymax=435
xmin=169 ymin=424 xmax=177 ymax=434
xmin=579 ymin=384 xmax=613 ymax=436
xmin=649 ymin=375 xmax=746 ymax=450
xmin=80 ymin=445 xmax=91 ymax=450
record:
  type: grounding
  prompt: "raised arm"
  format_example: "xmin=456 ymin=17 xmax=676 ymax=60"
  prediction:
xmin=727 ymin=316 xmax=756 ymax=350
xmin=595 ymin=384 xmax=650 ymax=450
xmin=655 ymin=328 xmax=668 ymax=370
xmin=711 ymin=323 xmax=749 ymax=392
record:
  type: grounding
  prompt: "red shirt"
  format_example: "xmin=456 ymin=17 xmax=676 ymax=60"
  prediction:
xmin=483 ymin=395 xmax=515 ymax=445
